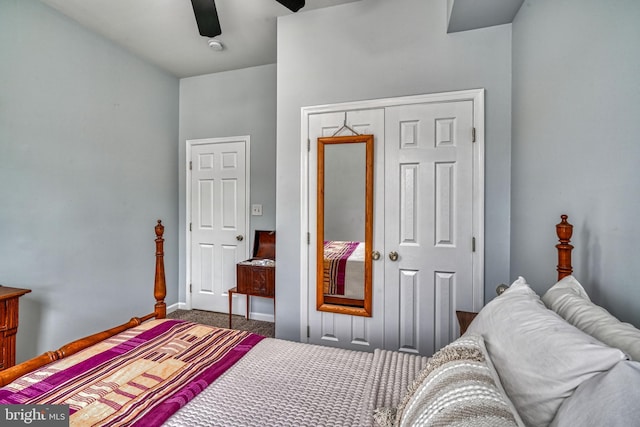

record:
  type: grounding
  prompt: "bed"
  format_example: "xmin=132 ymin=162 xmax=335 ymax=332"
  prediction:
xmin=1 ymin=216 xmax=639 ymax=427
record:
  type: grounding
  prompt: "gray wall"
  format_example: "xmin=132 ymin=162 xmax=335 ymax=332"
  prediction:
xmin=178 ymin=65 xmax=277 ymax=317
xmin=276 ymin=0 xmax=513 ymax=340
xmin=511 ymin=0 xmax=640 ymax=326
xmin=0 ymin=0 xmax=179 ymax=362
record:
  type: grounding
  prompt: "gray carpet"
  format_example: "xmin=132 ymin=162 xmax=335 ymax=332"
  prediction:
xmin=167 ymin=309 xmax=275 ymax=338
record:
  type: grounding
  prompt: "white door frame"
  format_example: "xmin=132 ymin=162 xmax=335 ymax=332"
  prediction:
xmin=299 ymin=89 xmax=485 ymax=342
xmin=185 ymin=135 xmax=251 ymax=310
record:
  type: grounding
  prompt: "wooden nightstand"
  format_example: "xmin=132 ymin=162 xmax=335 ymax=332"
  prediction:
xmin=229 ymin=231 xmax=275 ymax=329
xmin=0 ymin=286 xmax=31 ymax=370
xmin=456 ymin=310 xmax=478 ymax=336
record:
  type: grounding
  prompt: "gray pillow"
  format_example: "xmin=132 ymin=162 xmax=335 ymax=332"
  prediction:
xmin=551 ymin=360 xmax=640 ymax=427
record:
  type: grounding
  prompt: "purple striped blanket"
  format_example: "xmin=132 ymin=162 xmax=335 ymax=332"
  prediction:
xmin=0 ymin=319 xmax=264 ymax=426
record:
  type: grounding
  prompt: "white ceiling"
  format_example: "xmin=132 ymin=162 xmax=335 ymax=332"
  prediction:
xmin=39 ymin=0 xmax=361 ymax=78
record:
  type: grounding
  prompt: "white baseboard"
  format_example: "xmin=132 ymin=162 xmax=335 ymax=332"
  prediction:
xmin=166 ymin=302 xmax=184 ymax=314
xmin=247 ymin=312 xmax=275 ymax=323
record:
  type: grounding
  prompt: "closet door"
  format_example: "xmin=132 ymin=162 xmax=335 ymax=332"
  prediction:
xmin=307 ymin=109 xmax=385 ymax=351
xmin=384 ymin=101 xmax=475 ymax=355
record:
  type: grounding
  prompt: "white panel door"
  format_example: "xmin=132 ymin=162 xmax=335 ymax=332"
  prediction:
xmin=190 ymin=138 xmax=248 ymax=313
xmin=384 ymin=101 xmax=474 ymax=355
xmin=307 ymin=109 xmax=385 ymax=351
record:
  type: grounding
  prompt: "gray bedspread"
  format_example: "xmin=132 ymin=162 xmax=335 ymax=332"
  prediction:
xmin=164 ymin=338 xmax=427 ymax=427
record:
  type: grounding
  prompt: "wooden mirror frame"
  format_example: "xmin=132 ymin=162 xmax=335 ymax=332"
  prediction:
xmin=316 ymin=134 xmax=373 ymax=317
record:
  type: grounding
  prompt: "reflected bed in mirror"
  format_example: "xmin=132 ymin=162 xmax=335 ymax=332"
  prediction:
xmin=322 ymin=240 xmax=364 ymax=304
xmin=316 ymin=134 xmax=373 ymax=317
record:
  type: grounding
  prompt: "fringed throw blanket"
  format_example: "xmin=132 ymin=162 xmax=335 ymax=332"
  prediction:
xmin=323 ymin=240 xmax=361 ymax=295
xmin=0 ymin=320 xmax=264 ymax=426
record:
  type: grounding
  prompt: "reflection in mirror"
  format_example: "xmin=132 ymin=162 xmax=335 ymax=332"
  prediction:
xmin=317 ymin=134 xmax=373 ymax=317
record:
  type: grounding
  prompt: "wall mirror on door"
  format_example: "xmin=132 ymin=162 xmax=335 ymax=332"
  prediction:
xmin=316 ymin=134 xmax=374 ymax=317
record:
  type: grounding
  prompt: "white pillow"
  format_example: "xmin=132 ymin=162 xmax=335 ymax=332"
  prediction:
xmin=542 ymin=274 xmax=591 ymax=301
xmin=477 ymin=334 xmax=526 ymax=427
xmin=551 ymin=360 xmax=640 ymax=427
xmin=543 ymin=275 xmax=640 ymax=361
xmin=467 ymin=277 xmax=628 ymax=427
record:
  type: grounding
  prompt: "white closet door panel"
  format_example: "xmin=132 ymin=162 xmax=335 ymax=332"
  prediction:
xmin=400 ymin=164 xmax=419 ymax=244
xmin=385 ymin=101 xmax=474 ymax=355
xmin=435 ymin=163 xmax=455 ymax=246
xmin=320 ymin=311 xmax=338 ymax=342
xmin=434 ymin=271 xmax=457 ymax=351
xmin=307 ymin=109 xmax=385 ymax=352
xmin=350 ymin=316 xmax=370 ymax=347
xmin=398 ymin=269 xmax=422 ymax=354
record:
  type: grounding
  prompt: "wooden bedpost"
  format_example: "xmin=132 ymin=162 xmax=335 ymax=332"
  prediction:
xmin=154 ymin=220 xmax=167 ymax=319
xmin=556 ymin=215 xmax=574 ymax=280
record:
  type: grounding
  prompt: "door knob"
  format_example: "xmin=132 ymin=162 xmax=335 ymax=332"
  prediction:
xmin=372 ymin=250 xmax=381 ymax=260
xmin=388 ymin=251 xmax=399 ymax=261
xmin=236 ymin=235 xmax=244 ymax=241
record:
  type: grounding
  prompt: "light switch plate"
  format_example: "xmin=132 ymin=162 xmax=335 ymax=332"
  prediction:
xmin=251 ymin=204 xmax=263 ymax=216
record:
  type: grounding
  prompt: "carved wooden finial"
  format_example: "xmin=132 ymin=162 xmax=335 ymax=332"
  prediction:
xmin=556 ymin=214 xmax=574 ymax=280
xmin=155 ymin=220 xmax=164 ymax=238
